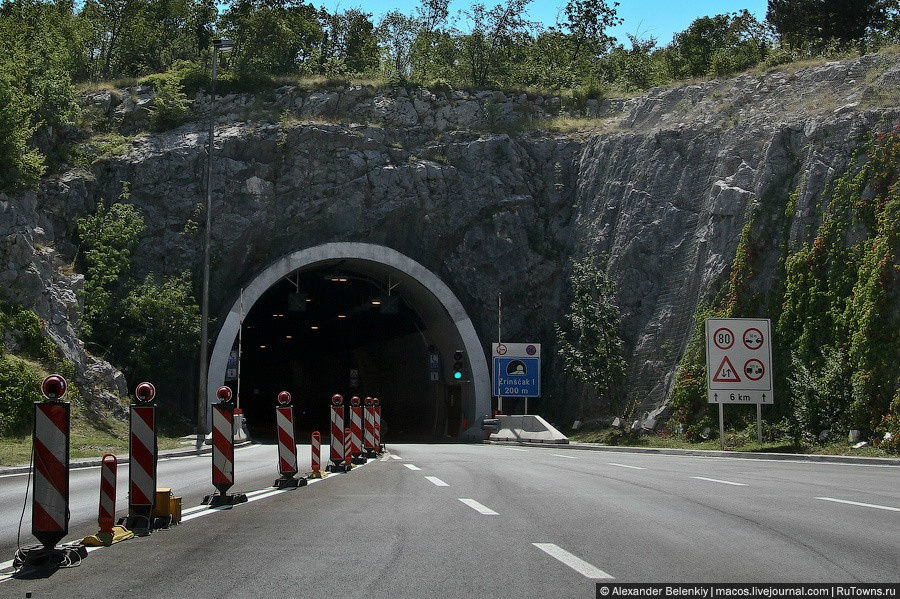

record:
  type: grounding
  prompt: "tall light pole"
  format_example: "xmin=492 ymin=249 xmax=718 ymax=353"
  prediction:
xmin=197 ymin=38 xmax=234 ymax=445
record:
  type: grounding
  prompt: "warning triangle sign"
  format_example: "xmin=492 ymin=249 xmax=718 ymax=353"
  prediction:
xmin=713 ymin=356 xmax=741 ymax=383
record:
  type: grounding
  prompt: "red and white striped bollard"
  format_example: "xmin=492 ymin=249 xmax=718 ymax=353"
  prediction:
xmin=32 ymin=375 xmax=70 ymax=549
xmin=344 ymin=427 xmax=353 ymax=468
xmin=373 ymin=397 xmax=383 ymax=453
xmin=126 ymin=382 xmax=157 ymax=529
xmin=274 ymin=391 xmax=305 ymax=488
xmin=98 ymin=454 xmax=117 ymax=537
xmin=363 ymin=396 xmax=376 ymax=457
xmin=203 ymin=386 xmax=247 ymax=506
xmin=310 ymin=431 xmax=323 ymax=478
xmin=350 ymin=396 xmax=365 ymax=464
xmin=328 ymin=394 xmax=347 ymax=472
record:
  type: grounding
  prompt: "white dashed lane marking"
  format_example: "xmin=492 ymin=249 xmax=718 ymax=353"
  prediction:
xmin=816 ymin=497 xmax=900 ymax=512
xmin=551 ymin=453 xmax=579 ymax=460
xmin=608 ymin=463 xmax=646 ymax=470
xmin=403 ymin=464 xmax=421 ymax=471
xmin=532 ymin=543 xmax=613 ymax=579
xmin=424 ymin=476 xmax=449 ymax=487
xmin=458 ymin=498 xmax=498 ymax=515
xmin=691 ymin=476 xmax=747 ymax=486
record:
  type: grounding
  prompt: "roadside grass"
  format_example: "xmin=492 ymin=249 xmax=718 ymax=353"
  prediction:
xmin=526 ymin=115 xmax=624 ymax=134
xmin=0 ymin=409 xmax=186 ymax=467
xmin=569 ymin=427 xmax=893 ymax=458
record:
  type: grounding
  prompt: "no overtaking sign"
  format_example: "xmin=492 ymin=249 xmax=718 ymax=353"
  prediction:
xmin=705 ymin=318 xmax=773 ymax=404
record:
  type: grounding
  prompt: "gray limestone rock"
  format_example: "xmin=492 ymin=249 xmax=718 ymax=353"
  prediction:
xmin=1 ymin=52 xmax=899 ymax=424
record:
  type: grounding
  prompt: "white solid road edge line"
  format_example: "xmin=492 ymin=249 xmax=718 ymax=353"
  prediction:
xmin=551 ymin=453 xmax=579 ymax=459
xmin=424 ymin=476 xmax=449 ymax=487
xmin=458 ymin=498 xmax=499 ymax=515
xmin=403 ymin=463 xmax=421 ymax=470
xmin=532 ymin=543 xmax=614 ymax=580
xmin=816 ymin=497 xmax=900 ymax=512
xmin=691 ymin=476 xmax=747 ymax=486
xmin=608 ymin=463 xmax=647 ymax=470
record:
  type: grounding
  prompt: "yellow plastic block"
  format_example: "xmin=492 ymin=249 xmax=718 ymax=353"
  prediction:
xmin=83 ymin=525 xmax=135 ymax=547
xmin=170 ymin=496 xmax=182 ymax=523
xmin=152 ymin=488 xmax=173 ymax=518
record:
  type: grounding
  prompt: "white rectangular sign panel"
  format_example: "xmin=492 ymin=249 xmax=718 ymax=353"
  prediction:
xmin=705 ymin=318 xmax=773 ymax=404
xmin=492 ymin=343 xmax=541 ymax=358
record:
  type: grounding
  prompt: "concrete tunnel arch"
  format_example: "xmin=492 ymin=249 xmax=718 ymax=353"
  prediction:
xmin=207 ymin=242 xmax=491 ymax=440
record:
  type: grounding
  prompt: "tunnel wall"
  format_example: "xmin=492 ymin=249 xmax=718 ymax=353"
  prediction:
xmin=208 ymin=242 xmax=491 ymax=439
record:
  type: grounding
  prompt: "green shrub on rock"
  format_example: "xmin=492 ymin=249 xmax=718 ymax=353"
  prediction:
xmin=0 ymin=302 xmax=57 ymax=363
xmin=147 ymin=73 xmax=192 ymax=131
xmin=0 ymin=356 xmax=41 ymax=435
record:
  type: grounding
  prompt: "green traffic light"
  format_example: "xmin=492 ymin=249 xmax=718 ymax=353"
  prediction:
xmin=454 ymin=371 xmax=462 ymax=379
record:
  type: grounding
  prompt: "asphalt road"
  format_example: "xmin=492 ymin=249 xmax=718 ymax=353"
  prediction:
xmin=0 ymin=443 xmax=289 ymax=558
xmin=1 ymin=443 xmax=897 ymax=598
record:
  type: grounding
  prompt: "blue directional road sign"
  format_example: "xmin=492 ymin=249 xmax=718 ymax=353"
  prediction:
xmin=492 ymin=356 xmax=540 ymax=397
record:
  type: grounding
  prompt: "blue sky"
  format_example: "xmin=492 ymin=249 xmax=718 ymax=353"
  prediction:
xmin=318 ymin=0 xmax=768 ymax=45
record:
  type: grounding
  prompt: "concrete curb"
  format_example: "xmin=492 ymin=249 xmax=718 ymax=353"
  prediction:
xmin=485 ymin=440 xmax=900 ymax=466
xmin=0 ymin=440 xmax=256 ymax=476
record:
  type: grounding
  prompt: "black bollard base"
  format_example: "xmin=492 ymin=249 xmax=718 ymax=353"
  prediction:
xmin=13 ymin=544 xmax=88 ymax=572
xmin=119 ymin=514 xmax=153 ymax=534
xmin=273 ymin=476 xmax=307 ymax=489
xmin=202 ymin=492 xmax=248 ymax=507
xmin=326 ymin=463 xmax=349 ymax=473
xmin=351 ymin=456 xmax=367 ymax=464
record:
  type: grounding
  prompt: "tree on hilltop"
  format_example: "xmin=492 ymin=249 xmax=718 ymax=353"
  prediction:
xmin=767 ymin=0 xmax=893 ymax=51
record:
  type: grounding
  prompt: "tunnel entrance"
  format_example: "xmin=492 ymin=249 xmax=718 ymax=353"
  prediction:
xmin=238 ymin=268 xmax=439 ymax=440
xmin=207 ymin=243 xmax=491 ymax=442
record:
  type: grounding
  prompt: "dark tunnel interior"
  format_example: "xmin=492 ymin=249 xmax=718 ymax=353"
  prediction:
xmin=228 ymin=265 xmax=461 ymax=442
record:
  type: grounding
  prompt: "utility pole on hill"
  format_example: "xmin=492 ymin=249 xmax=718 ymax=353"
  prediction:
xmin=197 ymin=38 xmax=233 ymax=446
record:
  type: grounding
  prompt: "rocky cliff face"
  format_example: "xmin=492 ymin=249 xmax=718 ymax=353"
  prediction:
xmin=3 ymin=52 xmax=899 ymax=420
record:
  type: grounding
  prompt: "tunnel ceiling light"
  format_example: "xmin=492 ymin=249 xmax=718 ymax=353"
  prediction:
xmin=259 ymin=345 xmax=267 ymax=349
xmin=285 ymin=335 xmax=293 ymax=339
xmin=371 ymin=300 xmax=382 ymax=305
xmin=310 ymin=325 xmax=319 ymax=330
xmin=272 ymin=313 xmax=285 ymax=317
xmin=306 ymin=298 xmax=312 ymax=302
xmin=337 ymin=314 xmax=347 ymax=319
